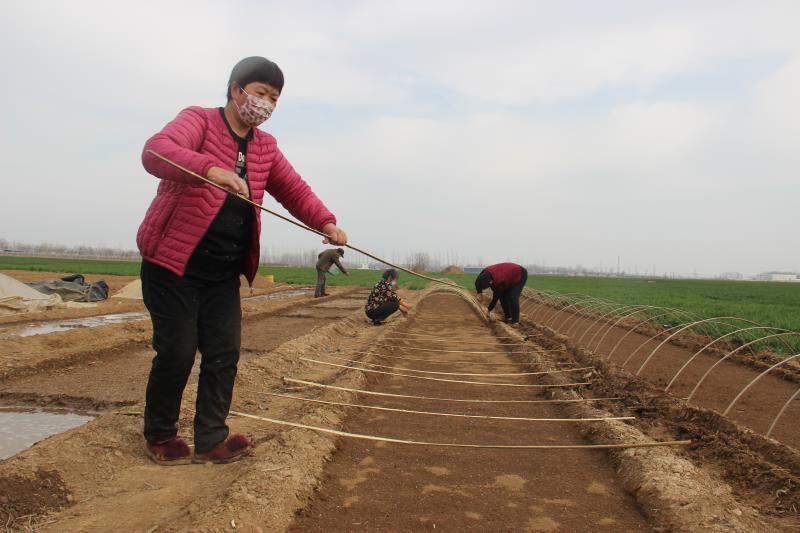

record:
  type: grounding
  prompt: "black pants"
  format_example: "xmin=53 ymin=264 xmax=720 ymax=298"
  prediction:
xmin=498 ymin=268 xmax=528 ymax=323
xmin=365 ymin=300 xmax=400 ymax=323
xmin=141 ymin=261 xmax=241 ymax=454
xmin=314 ymin=268 xmax=326 ymax=297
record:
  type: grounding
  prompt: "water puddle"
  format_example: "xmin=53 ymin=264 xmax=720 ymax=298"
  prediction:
xmin=0 ymin=408 xmax=94 ymax=460
xmin=243 ymin=288 xmax=313 ymax=301
xmin=0 ymin=289 xmax=312 ymax=339
xmin=8 ymin=312 xmax=150 ymax=338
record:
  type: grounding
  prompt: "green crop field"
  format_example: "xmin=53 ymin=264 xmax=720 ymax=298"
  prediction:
xmin=3 ymin=255 xmax=798 ymax=352
xmin=513 ymin=275 xmax=800 ymax=355
xmin=0 ymin=256 xmax=432 ymax=290
xmin=0 ymin=255 xmax=143 ymax=276
xmin=521 ymin=275 xmax=800 ymax=331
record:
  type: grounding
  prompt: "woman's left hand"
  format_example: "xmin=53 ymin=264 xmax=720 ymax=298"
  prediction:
xmin=321 ymin=223 xmax=348 ymax=245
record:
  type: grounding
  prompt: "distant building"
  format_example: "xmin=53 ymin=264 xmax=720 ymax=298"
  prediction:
xmin=754 ymin=272 xmax=800 ymax=282
xmin=720 ymin=272 xmax=743 ymax=280
xmin=463 ymin=266 xmax=484 ymax=274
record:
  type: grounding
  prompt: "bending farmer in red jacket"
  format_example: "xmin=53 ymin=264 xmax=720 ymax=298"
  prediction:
xmin=474 ymin=263 xmax=528 ymax=325
xmin=138 ymin=56 xmax=347 ymax=465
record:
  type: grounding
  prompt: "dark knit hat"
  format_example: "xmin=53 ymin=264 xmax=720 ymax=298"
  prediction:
xmin=337 ymin=248 xmax=345 ymax=256
xmin=227 ymin=56 xmax=284 ymax=100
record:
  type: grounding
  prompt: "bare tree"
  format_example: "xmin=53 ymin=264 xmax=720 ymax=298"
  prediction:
xmin=409 ymin=252 xmax=430 ymax=273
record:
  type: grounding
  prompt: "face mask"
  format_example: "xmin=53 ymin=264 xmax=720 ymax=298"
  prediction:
xmin=236 ymin=89 xmax=275 ymax=127
xmin=390 ymin=280 xmax=397 ymax=286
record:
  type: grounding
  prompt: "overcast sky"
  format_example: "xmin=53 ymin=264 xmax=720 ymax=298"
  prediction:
xmin=1 ymin=1 xmax=798 ymax=277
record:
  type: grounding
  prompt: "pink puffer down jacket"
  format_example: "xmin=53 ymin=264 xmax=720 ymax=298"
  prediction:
xmin=138 ymin=106 xmax=336 ymax=283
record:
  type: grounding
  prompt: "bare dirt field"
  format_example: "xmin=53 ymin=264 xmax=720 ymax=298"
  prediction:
xmin=0 ymin=272 xmax=798 ymax=532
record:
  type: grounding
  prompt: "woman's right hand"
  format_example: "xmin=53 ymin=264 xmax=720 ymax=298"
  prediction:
xmin=207 ymin=166 xmax=250 ymax=199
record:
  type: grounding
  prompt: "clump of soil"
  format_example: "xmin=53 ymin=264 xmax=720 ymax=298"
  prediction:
xmin=519 ymin=319 xmax=800 ymax=528
xmin=0 ymin=469 xmax=69 ymax=527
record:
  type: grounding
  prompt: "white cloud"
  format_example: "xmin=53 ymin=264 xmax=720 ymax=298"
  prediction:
xmin=407 ymin=3 xmax=800 ymax=104
xmin=750 ymin=53 xmax=800 ymax=168
xmin=1 ymin=1 xmax=799 ymax=276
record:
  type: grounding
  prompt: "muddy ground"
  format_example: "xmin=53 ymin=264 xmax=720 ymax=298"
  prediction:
xmin=0 ymin=271 xmax=798 ymax=531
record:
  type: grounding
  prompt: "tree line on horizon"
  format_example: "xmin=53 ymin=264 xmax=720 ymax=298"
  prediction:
xmin=3 ymin=238 xmax=743 ymax=279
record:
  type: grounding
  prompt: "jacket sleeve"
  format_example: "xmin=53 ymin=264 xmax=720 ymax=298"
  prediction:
xmin=141 ymin=107 xmax=218 ymax=184
xmin=334 ymin=257 xmax=348 ymax=275
xmin=488 ymin=292 xmax=500 ymax=312
xmin=265 ymin=145 xmax=337 ymax=231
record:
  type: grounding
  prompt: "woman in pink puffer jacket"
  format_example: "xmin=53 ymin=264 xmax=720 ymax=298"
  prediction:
xmin=138 ymin=56 xmax=347 ymax=465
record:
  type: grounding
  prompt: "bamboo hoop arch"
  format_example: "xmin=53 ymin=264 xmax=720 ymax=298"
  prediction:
xmin=283 ymin=378 xmax=621 ymax=403
xmin=540 ymin=294 xmax=584 ymax=327
xmin=518 ymin=295 xmax=546 ymax=317
xmin=539 ymin=291 xmax=736 ymax=360
xmin=355 ymin=350 xmax=537 ymax=366
xmin=315 ymin=353 xmax=591 ymax=377
xmin=300 ymin=358 xmax=590 ymax=387
xmin=665 ymin=326 xmax=793 ymax=391
xmin=372 ymin=343 xmax=527 ymax=355
xmin=388 ymin=331 xmax=517 ymax=341
xmin=685 ymin=332 xmax=800 ymax=403
xmin=620 ymin=323 xmax=689 ymax=369
xmin=264 ymin=392 xmax=633 ymax=423
xmin=579 ymin=304 xmax=652 ymax=347
xmin=381 ymin=337 xmax=522 ymax=346
xmin=635 ymin=317 xmax=763 ymax=376
xmin=521 ymin=292 xmax=564 ymax=324
xmin=766 ymin=386 xmax=800 ymax=438
xmin=722 ymin=353 xmax=800 ymax=416
xmin=519 ymin=291 xmax=552 ymax=317
xmin=541 ymin=293 xmax=593 ymax=326
xmin=604 ymin=308 xmax=697 ymax=361
xmin=230 ymin=410 xmax=691 ymax=450
xmin=550 ymin=297 xmax=609 ymax=332
xmin=564 ymin=300 xmax=621 ymax=339
xmin=580 ymin=304 xmax=679 ymax=350
xmin=588 ymin=305 xmax=694 ymax=354
xmin=592 ymin=306 xmax=689 ymax=355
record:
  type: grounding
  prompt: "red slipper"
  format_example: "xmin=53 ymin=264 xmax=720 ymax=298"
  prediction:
xmin=193 ymin=434 xmax=252 ymax=464
xmin=145 ymin=436 xmax=191 ymax=466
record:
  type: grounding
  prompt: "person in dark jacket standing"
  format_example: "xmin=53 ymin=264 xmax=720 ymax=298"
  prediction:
xmin=315 ymin=248 xmax=348 ymax=297
xmin=474 ymin=262 xmax=528 ymax=325
xmin=365 ymin=269 xmax=412 ymax=324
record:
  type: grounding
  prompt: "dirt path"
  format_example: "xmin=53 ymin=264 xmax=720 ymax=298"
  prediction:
xmin=0 ymin=275 xmax=797 ymax=531
xmin=290 ymin=293 xmax=652 ymax=532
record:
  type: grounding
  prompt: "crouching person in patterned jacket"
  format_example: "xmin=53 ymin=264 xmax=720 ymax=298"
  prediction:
xmin=364 ymin=269 xmax=412 ymax=325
